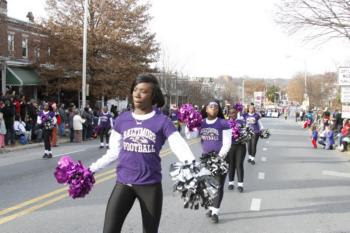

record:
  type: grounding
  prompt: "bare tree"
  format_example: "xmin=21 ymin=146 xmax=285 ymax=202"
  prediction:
xmin=275 ymin=0 xmax=350 ymax=43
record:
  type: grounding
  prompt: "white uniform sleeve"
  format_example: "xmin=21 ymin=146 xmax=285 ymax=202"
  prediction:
xmin=110 ymin=117 xmax=114 ymax=128
xmin=37 ymin=116 xmax=42 ymax=125
xmin=168 ymin=131 xmax=196 ymax=163
xmin=258 ymin=119 xmax=264 ymax=130
xmin=89 ymin=130 xmax=123 ymax=173
xmin=218 ymin=129 xmax=232 ymax=158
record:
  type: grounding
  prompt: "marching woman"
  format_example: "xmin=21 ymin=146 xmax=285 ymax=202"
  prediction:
xmin=243 ymin=104 xmax=263 ymax=165
xmin=197 ymin=100 xmax=232 ymax=223
xmin=226 ymin=106 xmax=246 ymax=192
xmin=98 ymin=106 xmax=113 ymax=149
xmin=89 ymin=74 xmax=196 ymax=233
xmin=37 ymin=103 xmax=57 ymax=159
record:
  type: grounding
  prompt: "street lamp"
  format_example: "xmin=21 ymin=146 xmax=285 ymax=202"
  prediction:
xmin=82 ymin=0 xmax=88 ymax=108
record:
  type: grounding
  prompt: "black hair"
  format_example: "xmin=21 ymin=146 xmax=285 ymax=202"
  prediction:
xmin=201 ymin=100 xmax=225 ymax=119
xmin=130 ymin=73 xmax=165 ymax=108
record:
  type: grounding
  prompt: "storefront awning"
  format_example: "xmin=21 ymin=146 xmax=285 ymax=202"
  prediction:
xmin=6 ymin=67 xmax=41 ymax=86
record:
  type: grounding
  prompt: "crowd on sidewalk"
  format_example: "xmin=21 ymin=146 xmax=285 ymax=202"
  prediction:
xmin=0 ymin=91 xmax=122 ymax=150
xmin=293 ymin=107 xmax=350 ymax=152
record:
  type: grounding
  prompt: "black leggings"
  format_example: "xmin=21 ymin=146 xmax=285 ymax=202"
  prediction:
xmin=103 ymin=182 xmax=163 ymax=233
xmin=226 ymin=144 xmax=246 ymax=182
xmin=43 ymin=129 xmax=52 ymax=152
xmin=247 ymin=133 xmax=259 ymax=157
xmin=212 ymin=173 xmax=227 ymax=209
xmin=100 ymin=128 xmax=110 ymax=144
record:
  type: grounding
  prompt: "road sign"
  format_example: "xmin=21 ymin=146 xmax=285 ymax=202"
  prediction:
xmin=341 ymin=86 xmax=350 ymax=103
xmin=338 ymin=67 xmax=350 ymax=85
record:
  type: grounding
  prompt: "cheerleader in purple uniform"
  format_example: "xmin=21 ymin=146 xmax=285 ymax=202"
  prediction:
xmin=226 ymin=107 xmax=247 ymax=192
xmin=89 ymin=74 xmax=195 ymax=233
xmin=243 ymin=105 xmax=264 ymax=165
xmin=98 ymin=106 xmax=113 ymax=149
xmin=199 ymin=100 xmax=232 ymax=223
xmin=37 ymin=103 xmax=57 ymax=158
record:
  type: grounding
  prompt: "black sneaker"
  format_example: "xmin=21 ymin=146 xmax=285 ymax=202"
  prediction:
xmin=247 ymin=158 xmax=252 ymax=163
xmin=107 ymin=146 xmax=110 ymax=149
xmin=99 ymin=146 xmax=103 ymax=149
xmin=206 ymin=210 xmax=212 ymax=218
xmin=237 ymin=186 xmax=244 ymax=193
xmin=228 ymin=184 xmax=234 ymax=190
xmin=42 ymin=154 xmax=49 ymax=159
xmin=211 ymin=214 xmax=219 ymax=223
xmin=250 ymin=160 xmax=256 ymax=165
xmin=47 ymin=154 xmax=53 ymax=159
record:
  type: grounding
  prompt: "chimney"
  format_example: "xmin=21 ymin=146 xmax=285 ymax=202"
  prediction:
xmin=0 ymin=0 xmax=7 ymax=15
xmin=26 ymin=11 xmax=34 ymax=22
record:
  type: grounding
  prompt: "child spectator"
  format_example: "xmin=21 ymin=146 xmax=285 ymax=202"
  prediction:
xmin=311 ymin=124 xmax=318 ymax=149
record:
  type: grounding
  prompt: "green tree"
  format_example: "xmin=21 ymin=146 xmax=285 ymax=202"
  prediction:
xmin=266 ymin=85 xmax=280 ymax=103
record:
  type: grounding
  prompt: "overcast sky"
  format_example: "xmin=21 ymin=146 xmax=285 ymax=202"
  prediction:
xmin=7 ymin=0 xmax=350 ymax=79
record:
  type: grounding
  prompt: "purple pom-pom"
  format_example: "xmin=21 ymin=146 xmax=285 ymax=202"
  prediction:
xmin=54 ymin=156 xmax=95 ymax=198
xmin=233 ymin=103 xmax=243 ymax=112
xmin=179 ymin=104 xmax=202 ymax=131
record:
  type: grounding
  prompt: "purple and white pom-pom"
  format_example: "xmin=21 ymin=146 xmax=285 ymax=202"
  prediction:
xmin=54 ymin=156 xmax=95 ymax=199
xmin=179 ymin=104 xmax=195 ymax=123
xmin=228 ymin=119 xmax=240 ymax=140
xmin=187 ymin=110 xmax=202 ymax=131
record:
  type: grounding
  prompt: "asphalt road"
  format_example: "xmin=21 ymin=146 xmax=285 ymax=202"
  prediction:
xmin=1 ymin=118 xmax=350 ymax=233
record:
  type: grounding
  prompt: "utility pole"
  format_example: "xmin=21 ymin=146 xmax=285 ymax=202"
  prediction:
xmin=81 ymin=0 xmax=88 ymax=108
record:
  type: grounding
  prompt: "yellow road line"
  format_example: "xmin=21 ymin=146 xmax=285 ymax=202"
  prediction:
xmin=0 ymin=169 xmax=115 ymax=216
xmin=0 ymin=138 xmax=200 ymax=224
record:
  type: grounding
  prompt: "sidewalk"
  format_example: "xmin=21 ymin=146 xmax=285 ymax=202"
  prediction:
xmin=0 ymin=137 xmax=71 ymax=154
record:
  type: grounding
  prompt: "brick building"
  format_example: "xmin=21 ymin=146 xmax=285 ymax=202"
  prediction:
xmin=0 ymin=0 xmax=49 ymax=99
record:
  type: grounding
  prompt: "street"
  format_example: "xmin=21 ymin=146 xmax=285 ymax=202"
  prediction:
xmin=1 ymin=118 xmax=350 ymax=233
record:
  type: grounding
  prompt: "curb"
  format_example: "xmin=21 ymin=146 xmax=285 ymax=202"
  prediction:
xmin=0 ymin=139 xmax=70 ymax=154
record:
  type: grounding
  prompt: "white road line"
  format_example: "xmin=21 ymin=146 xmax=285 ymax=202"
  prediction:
xmin=322 ymin=170 xmax=350 ymax=178
xmin=261 ymin=157 xmax=267 ymax=162
xmin=250 ymin=198 xmax=261 ymax=211
xmin=53 ymin=149 xmax=86 ymax=158
xmin=263 ymin=147 xmax=268 ymax=151
xmin=258 ymin=172 xmax=265 ymax=180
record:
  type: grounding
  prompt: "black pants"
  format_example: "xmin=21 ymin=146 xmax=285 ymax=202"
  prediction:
xmin=226 ymin=144 xmax=246 ymax=182
xmin=247 ymin=133 xmax=259 ymax=157
xmin=103 ymin=182 xmax=163 ymax=233
xmin=5 ymin=126 xmax=15 ymax=145
xmin=69 ymin=127 xmax=74 ymax=142
xmin=43 ymin=129 xmax=52 ymax=152
xmin=100 ymin=128 xmax=110 ymax=144
xmin=212 ymin=173 xmax=227 ymax=209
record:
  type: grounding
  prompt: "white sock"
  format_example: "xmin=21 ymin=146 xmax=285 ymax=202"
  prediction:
xmin=229 ymin=181 xmax=235 ymax=185
xmin=106 ymin=144 xmax=109 ymax=147
xmin=44 ymin=150 xmax=48 ymax=154
xmin=100 ymin=143 xmax=104 ymax=146
xmin=249 ymin=155 xmax=255 ymax=161
xmin=238 ymin=182 xmax=244 ymax=187
xmin=211 ymin=207 xmax=219 ymax=215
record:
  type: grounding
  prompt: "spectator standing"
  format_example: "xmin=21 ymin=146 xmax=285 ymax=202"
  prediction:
xmin=51 ymin=103 xmax=59 ymax=147
xmin=67 ymin=103 xmax=75 ymax=143
xmin=58 ymin=104 xmax=66 ymax=136
xmin=0 ymin=112 xmax=7 ymax=148
xmin=73 ymin=109 xmax=85 ymax=143
xmin=3 ymin=100 xmax=15 ymax=146
xmin=82 ymin=107 xmax=93 ymax=140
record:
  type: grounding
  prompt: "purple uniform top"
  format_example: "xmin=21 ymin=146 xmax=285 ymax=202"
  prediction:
xmin=200 ymin=118 xmax=230 ymax=154
xmin=243 ymin=113 xmax=261 ymax=133
xmin=114 ymin=111 xmax=177 ymax=185
xmin=39 ymin=111 xmax=55 ymax=122
xmin=99 ymin=112 xmax=112 ymax=129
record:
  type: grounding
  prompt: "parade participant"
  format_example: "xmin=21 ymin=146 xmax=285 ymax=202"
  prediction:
xmin=37 ymin=103 xmax=56 ymax=158
xmin=98 ymin=106 xmax=113 ymax=149
xmin=191 ymin=100 xmax=231 ymax=223
xmin=170 ymin=105 xmax=181 ymax=132
xmin=311 ymin=123 xmax=318 ymax=149
xmin=243 ymin=104 xmax=263 ymax=165
xmin=226 ymin=107 xmax=246 ymax=192
xmin=89 ymin=74 xmax=196 ymax=233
